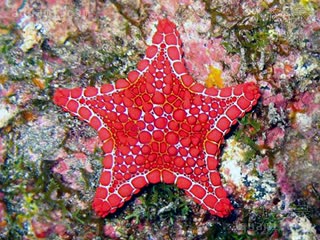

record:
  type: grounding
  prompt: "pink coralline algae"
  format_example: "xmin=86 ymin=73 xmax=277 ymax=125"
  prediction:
xmin=265 ymin=127 xmax=285 ymax=149
xmin=104 ymin=224 xmax=120 ymax=239
xmin=53 ymin=152 xmax=93 ymax=191
xmin=53 ymin=19 xmax=260 ymax=218
xmin=0 ymin=138 xmax=5 ymax=165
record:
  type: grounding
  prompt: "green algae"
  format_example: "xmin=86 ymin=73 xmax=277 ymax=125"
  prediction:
xmin=234 ymin=115 xmax=261 ymax=164
xmin=125 ymin=183 xmax=191 ymax=226
xmin=0 ymin=24 xmax=18 ymax=54
xmin=1 ymin=145 xmax=61 ymax=237
xmin=223 ymin=12 xmax=279 ymax=75
xmin=203 ymin=1 xmax=294 ymax=76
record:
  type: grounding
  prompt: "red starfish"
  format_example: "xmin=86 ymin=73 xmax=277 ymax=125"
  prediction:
xmin=53 ymin=19 xmax=260 ymax=218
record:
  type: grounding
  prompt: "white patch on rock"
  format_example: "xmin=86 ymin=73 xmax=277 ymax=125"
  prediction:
xmin=19 ymin=21 xmax=42 ymax=52
xmin=221 ymin=137 xmax=248 ymax=186
xmin=295 ymin=112 xmax=312 ymax=133
xmin=221 ymin=137 xmax=277 ymax=201
xmin=282 ymin=215 xmax=317 ymax=240
xmin=0 ymin=103 xmax=18 ymax=128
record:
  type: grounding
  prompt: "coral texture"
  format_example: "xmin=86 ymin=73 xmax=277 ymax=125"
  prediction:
xmin=53 ymin=19 xmax=260 ymax=217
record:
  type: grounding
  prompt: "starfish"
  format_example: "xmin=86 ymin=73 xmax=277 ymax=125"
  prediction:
xmin=53 ymin=19 xmax=260 ymax=218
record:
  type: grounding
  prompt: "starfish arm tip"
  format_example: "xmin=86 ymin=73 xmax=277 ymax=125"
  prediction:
xmin=92 ymin=198 xmax=111 ymax=217
xmin=243 ymin=82 xmax=261 ymax=101
xmin=53 ymin=88 xmax=70 ymax=107
xmin=157 ymin=18 xmax=176 ymax=33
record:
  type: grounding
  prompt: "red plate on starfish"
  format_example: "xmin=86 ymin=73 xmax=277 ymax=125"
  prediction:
xmin=53 ymin=19 xmax=260 ymax=218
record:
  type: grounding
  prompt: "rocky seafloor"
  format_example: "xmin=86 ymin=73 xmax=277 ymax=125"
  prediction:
xmin=0 ymin=0 xmax=319 ymax=239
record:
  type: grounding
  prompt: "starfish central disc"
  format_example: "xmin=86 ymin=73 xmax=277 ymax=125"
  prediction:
xmin=53 ymin=19 xmax=260 ymax=218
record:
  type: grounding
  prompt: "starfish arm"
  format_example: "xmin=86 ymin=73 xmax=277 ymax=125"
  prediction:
xmin=184 ymin=176 xmax=234 ymax=217
xmin=203 ymin=82 xmax=260 ymax=139
xmin=93 ymin=165 xmax=150 ymax=217
xmin=52 ymin=85 xmax=117 ymax=128
xmin=176 ymin=82 xmax=259 ymax=217
xmin=133 ymin=19 xmax=196 ymax=90
xmin=53 ymin=84 xmax=153 ymax=217
xmin=53 ymin=78 xmax=143 ymax=133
